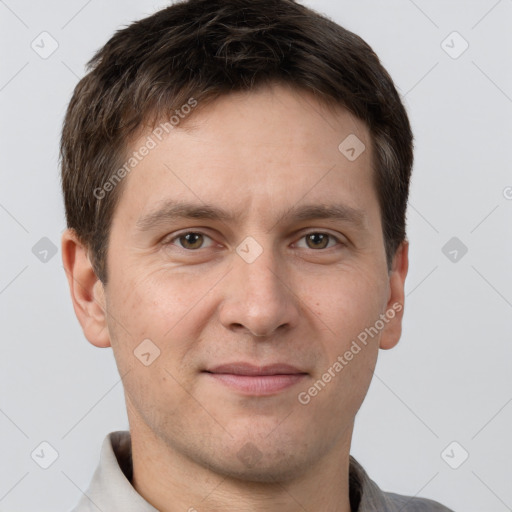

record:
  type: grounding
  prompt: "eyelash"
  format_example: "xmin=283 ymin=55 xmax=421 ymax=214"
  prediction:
xmin=163 ymin=230 xmax=345 ymax=252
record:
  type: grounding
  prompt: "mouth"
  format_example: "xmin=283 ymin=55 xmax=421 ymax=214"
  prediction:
xmin=202 ymin=362 xmax=308 ymax=395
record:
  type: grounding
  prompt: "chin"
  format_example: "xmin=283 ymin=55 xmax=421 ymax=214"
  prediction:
xmin=196 ymin=443 xmax=311 ymax=484
xmin=215 ymin=458 xmax=308 ymax=484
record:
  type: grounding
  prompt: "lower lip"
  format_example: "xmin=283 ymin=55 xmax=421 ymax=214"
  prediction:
xmin=204 ymin=372 xmax=307 ymax=395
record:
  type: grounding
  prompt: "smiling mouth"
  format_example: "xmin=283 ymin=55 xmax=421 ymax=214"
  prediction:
xmin=202 ymin=362 xmax=308 ymax=395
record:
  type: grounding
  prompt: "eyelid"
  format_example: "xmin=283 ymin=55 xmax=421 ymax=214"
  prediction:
xmin=163 ymin=229 xmax=346 ymax=251
xmin=292 ymin=230 xmax=346 ymax=249
xmin=163 ymin=230 xmax=216 ymax=250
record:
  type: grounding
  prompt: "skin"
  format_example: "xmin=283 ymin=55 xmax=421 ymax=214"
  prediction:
xmin=62 ymin=82 xmax=408 ymax=512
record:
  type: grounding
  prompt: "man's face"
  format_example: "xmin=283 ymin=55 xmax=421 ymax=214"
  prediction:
xmin=92 ymin=84 xmax=406 ymax=481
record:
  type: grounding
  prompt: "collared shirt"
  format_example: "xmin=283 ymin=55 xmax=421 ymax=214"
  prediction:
xmin=71 ymin=431 xmax=454 ymax=512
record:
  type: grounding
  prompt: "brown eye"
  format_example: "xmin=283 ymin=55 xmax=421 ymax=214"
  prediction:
xmin=304 ymin=233 xmax=332 ymax=249
xmin=176 ymin=232 xmax=208 ymax=250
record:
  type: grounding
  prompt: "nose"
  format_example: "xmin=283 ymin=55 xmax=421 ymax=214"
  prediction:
xmin=218 ymin=243 xmax=301 ymax=338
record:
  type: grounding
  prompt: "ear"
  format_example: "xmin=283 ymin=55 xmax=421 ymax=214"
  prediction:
xmin=61 ymin=229 xmax=111 ymax=348
xmin=379 ymin=240 xmax=409 ymax=350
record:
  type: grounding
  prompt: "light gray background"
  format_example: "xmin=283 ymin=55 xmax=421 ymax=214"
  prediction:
xmin=1 ymin=0 xmax=511 ymax=511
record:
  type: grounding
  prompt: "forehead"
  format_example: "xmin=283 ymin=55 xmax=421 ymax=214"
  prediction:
xmin=112 ymin=83 xmax=377 ymax=230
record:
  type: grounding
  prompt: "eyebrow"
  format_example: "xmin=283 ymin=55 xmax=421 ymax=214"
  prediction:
xmin=135 ymin=199 xmax=367 ymax=232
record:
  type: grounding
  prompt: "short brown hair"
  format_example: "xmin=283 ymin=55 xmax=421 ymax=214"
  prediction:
xmin=60 ymin=0 xmax=413 ymax=284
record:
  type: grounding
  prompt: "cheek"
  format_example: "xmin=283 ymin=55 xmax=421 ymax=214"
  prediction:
xmin=104 ymin=273 xmax=203 ymax=425
xmin=298 ymin=274 xmax=383 ymax=418
xmin=305 ymin=267 xmax=387 ymax=346
xmin=106 ymin=268 xmax=217 ymax=370
xmin=110 ymin=268 xmax=191 ymax=329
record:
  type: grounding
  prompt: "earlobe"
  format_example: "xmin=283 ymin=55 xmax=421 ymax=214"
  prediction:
xmin=61 ymin=229 xmax=111 ymax=348
xmin=379 ymin=240 xmax=409 ymax=350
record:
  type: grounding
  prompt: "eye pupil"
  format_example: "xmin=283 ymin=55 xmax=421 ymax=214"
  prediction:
xmin=307 ymin=233 xmax=329 ymax=249
xmin=181 ymin=233 xmax=203 ymax=249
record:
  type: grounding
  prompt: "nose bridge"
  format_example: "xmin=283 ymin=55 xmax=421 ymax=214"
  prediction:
xmin=241 ymin=244 xmax=283 ymax=298
xmin=220 ymin=237 xmax=299 ymax=336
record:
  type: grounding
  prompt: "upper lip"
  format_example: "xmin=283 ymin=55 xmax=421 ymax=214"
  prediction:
xmin=204 ymin=362 xmax=307 ymax=376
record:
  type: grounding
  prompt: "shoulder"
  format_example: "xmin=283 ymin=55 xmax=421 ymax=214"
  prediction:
xmin=349 ymin=455 xmax=454 ymax=512
xmin=382 ymin=490 xmax=455 ymax=511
